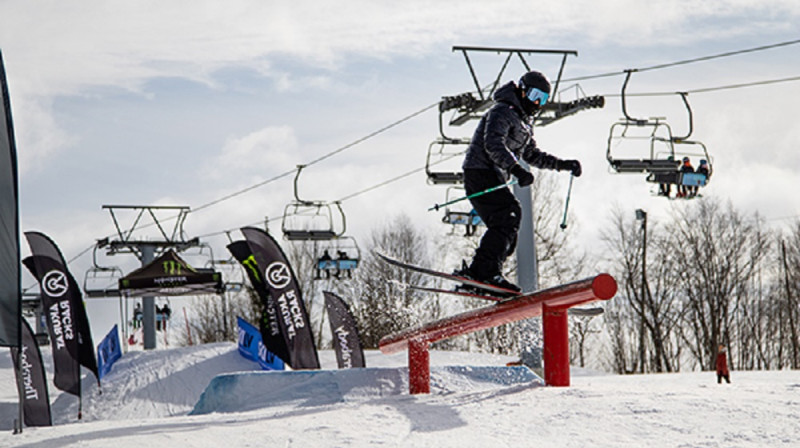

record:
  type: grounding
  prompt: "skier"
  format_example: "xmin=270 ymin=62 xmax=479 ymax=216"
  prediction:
xmin=455 ymin=70 xmax=582 ymax=292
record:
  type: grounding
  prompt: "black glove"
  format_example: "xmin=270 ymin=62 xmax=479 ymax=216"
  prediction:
xmin=559 ymin=159 xmax=582 ymax=177
xmin=510 ymin=164 xmax=534 ymax=187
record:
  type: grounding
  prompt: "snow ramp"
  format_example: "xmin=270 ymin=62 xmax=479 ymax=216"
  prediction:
xmin=190 ymin=366 xmax=542 ymax=415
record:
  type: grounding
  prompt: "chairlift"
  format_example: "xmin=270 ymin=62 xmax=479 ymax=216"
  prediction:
xmin=606 ymin=73 xmax=714 ymax=197
xmin=440 ymin=186 xmax=485 ymax=237
xmin=647 ymin=139 xmax=713 ymax=197
xmin=606 ymin=117 xmax=679 ymax=173
xmin=425 ymin=137 xmax=470 ymax=185
xmin=206 ymin=256 xmax=245 ymax=293
xmin=281 ymin=165 xmax=346 ymax=241
xmin=606 ymin=70 xmax=681 ymax=174
xmin=315 ymin=236 xmax=361 ymax=280
xmin=83 ymin=239 xmax=123 ymax=298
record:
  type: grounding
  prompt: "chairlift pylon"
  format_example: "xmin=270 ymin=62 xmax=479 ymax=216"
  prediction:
xmin=445 ymin=46 xmax=582 ymax=127
xmin=428 ymin=46 xmax=602 ymax=188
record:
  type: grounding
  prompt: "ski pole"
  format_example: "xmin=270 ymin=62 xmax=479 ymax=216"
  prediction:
xmin=559 ymin=175 xmax=574 ymax=230
xmin=428 ymin=179 xmax=518 ymax=212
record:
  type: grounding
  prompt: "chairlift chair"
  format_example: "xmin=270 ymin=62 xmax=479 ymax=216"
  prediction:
xmin=83 ymin=241 xmax=123 ymax=298
xmin=425 ymin=137 xmax=470 ymax=185
xmin=606 ymin=118 xmax=679 ymax=173
xmin=315 ymin=236 xmax=361 ymax=280
xmin=647 ymin=138 xmax=713 ymax=191
xmin=281 ymin=165 xmax=346 ymax=241
xmin=440 ymin=186 xmax=485 ymax=237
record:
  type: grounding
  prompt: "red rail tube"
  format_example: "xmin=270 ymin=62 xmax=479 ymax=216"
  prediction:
xmin=380 ymin=274 xmax=616 ymax=354
xmin=379 ymin=274 xmax=616 ymax=393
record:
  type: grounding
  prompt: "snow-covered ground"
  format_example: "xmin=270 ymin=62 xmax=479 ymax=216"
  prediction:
xmin=1 ymin=342 xmax=798 ymax=447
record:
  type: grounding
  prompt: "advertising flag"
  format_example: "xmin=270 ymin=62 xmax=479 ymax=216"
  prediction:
xmin=323 ymin=291 xmax=365 ymax=369
xmin=23 ymin=232 xmax=99 ymax=392
xmin=23 ymin=255 xmax=80 ymax=395
xmin=228 ymin=241 xmax=291 ymax=366
xmin=0 ymin=50 xmax=21 ymax=347
xmin=11 ymin=318 xmax=52 ymax=427
xmin=240 ymin=227 xmax=319 ymax=369
xmin=97 ymin=325 xmax=122 ymax=380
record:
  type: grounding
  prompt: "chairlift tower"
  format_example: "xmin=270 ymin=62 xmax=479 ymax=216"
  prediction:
xmin=98 ymin=205 xmax=200 ymax=350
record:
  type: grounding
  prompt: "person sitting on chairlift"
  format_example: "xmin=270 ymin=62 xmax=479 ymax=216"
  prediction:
xmin=317 ymin=250 xmax=333 ymax=279
xmin=677 ymin=157 xmax=694 ymax=198
xmin=336 ymin=251 xmax=352 ymax=279
xmin=693 ymin=159 xmax=710 ymax=197
xmin=658 ymin=155 xmax=676 ymax=198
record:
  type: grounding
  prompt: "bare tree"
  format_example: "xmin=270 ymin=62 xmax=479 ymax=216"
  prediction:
xmin=669 ymin=199 xmax=770 ymax=370
xmin=336 ymin=213 xmax=442 ymax=348
xmin=779 ymin=222 xmax=800 ymax=368
xmin=601 ymin=206 xmax=690 ymax=373
xmin=569 ymin=313 xmax=602 ymax=368
xmin=178 ymin=288 xmax=259 ymax=345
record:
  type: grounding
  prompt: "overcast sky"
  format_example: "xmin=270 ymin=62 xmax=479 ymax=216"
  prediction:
xmin=2 ymin=1 xmax=800 ymax=336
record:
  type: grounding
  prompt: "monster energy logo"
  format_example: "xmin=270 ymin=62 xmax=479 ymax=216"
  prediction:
xmin=242 ymin=255 xmax=261 ymax=282
xmin=163 ymin=260 xmax=183 ymax=275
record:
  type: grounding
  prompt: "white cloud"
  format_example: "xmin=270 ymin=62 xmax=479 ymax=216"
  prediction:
xmin=209 ymin=125 xmax=299 ymax=178
xmin=13 ymin=97 xmax=76 ymax=175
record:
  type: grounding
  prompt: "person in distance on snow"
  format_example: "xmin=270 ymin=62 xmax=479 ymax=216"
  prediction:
xmin=716 ymin=344 xmax=731 ymax=384
xmin=455 ymin=70 xmax=582 ymax=292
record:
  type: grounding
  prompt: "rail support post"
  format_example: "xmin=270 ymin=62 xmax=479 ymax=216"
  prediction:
xmin=542 ymin=305 xmax=570 ymax=386
xmin=408 ymin=338 xmax=430 ymax=394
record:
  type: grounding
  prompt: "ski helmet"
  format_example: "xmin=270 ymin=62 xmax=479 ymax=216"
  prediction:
xmin=518 ymin=71 xmax=551 ymax=115
xmin=519 ymin=71 xmax=551 ymax=96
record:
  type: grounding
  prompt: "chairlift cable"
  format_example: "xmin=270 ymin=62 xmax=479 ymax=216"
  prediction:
xmin=563 ymin=38 xmax=800 ymax=83
xmin=191 ymin=102 xmax=438 ymax=215
xmin=194 ymin=154 xmax=462 ymax=240
xmin=604 ymin=75 xmax=800 ymax=97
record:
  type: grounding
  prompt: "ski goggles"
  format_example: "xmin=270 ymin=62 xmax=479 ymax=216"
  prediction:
xmin=526 ymin=87 xmax=549 ymax=106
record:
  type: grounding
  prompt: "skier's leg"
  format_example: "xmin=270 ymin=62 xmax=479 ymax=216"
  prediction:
xmin=463 ymin=169 xmax=521 ymax=286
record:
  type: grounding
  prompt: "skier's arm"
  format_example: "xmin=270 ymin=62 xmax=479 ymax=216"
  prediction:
xmin=524 ymin=142 xmax=582 ymax=177
xmin=522 ymin=141 xmax=558 ymax=170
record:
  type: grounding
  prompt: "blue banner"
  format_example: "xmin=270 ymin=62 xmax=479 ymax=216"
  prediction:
xmin=237 ymin=317 xmax=284 ymax=371
xmin=97 ymin=325 xmax=122 ymax=380
xmin=237 ymin=316 xmax=260 ymax=361
xmin=256 ymin=339 xmax=285 ymax=371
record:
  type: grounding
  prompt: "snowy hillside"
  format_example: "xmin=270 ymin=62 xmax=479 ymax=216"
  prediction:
xmin=1 ymin=343 xmax=798 ymax=447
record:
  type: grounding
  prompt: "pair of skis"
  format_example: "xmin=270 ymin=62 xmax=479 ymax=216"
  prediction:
xmin=375 ymin=250 xmax=605 ymax=316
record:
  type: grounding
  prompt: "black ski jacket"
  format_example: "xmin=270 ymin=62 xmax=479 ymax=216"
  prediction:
xmin=462 ymin=81 xmax=560 ymax=178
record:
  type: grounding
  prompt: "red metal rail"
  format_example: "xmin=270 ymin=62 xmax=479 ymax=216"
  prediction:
xmin=379 ymin=274 xmax=617 ymax=393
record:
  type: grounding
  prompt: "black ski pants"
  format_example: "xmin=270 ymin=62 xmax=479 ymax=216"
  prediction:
xmin=464 ymin=168 xmax=521 ymax=278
